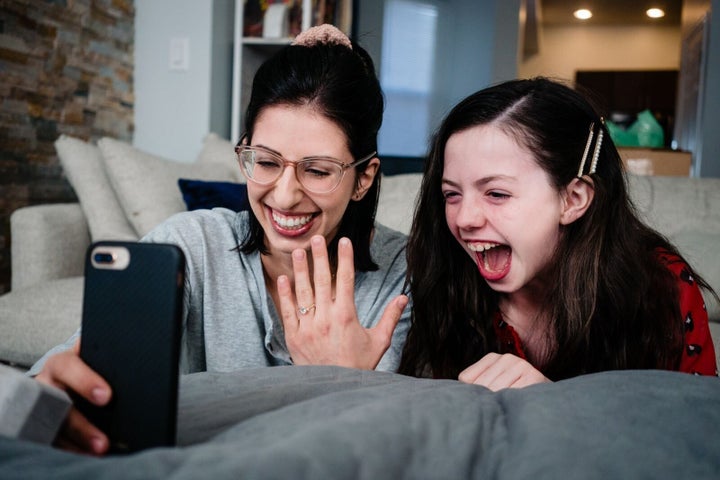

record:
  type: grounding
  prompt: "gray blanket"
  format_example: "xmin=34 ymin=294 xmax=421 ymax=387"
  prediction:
xmin=1 ymin=367 xmax=719 ymax=479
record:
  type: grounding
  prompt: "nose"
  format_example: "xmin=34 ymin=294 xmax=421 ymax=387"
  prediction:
xmin=271 ymin=163 xmax=305 ymax=207
xmin=454 ymin=197 xmax=486 ymax=231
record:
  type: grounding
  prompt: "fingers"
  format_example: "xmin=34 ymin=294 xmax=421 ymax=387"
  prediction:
xmin=333 ymin=237 xmax=355 ymax=313
xmin=55 ymin=408 xmax=110 ymax=455
xmin=372 ymin=295 xmax=408 ymax=346
xmin=277 ymin=274 xmax=299 ymax=333
xmin=34 ymin=346 xmax=111 ymax=455
xmin=292 ymin=247 xmax=314 ymax=314
xmin=458 ymin=353 xmax=550 ymax=391
xmin=36 ymin=350 xmax=111 ymax=407
xmin=310 ymin=235 xmax=334 ymax=309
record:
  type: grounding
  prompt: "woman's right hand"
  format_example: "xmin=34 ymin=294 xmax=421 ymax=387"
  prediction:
xmin=34 ymin=340 xmax=112 ymax=455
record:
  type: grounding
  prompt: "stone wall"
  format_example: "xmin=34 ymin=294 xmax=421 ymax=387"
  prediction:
xmin=0 ymin=0 xmax=134 ymax=293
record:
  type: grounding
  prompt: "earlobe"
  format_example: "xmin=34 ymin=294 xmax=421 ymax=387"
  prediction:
xmin=352 ymin=157 xmax=380 ymax=201
xmin=560 ymin=177 xmax=595 ymax=225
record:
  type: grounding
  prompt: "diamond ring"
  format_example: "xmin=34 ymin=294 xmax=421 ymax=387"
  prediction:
xmin=298 ymin=303 xmax=315 ymax=315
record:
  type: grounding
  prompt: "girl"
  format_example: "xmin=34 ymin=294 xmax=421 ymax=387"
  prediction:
xmin=399 ymin=77 xmax=717 ymax=389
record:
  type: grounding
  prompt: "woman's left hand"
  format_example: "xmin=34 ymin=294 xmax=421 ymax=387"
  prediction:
xmin=458 ymin=353 xmax=551 ymax=391
xmin=277 ymin=235 xmax=408 ymax=370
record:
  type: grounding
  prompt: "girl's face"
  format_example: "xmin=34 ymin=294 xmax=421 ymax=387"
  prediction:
xmin=245 ymin=104 xmax=378 ymax=259
xmin=442 ymin=125 xmax=566 ymax=297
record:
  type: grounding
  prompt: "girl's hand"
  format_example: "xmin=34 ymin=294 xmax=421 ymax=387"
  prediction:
xmin=35 ymin=340 xmax=111 ymax=455
xmin=277 ymin=235 xmax=408 ymax=370
xmin=458 ymin=352 xmax=551 ymax=391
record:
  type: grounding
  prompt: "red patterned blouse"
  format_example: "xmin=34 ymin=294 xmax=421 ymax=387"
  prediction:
xmin=493 ymin=251 xmax=718 ymax=376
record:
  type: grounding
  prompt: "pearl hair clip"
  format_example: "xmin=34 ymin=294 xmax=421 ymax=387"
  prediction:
xmin=577 ymin=120 xmax=604 ymax=177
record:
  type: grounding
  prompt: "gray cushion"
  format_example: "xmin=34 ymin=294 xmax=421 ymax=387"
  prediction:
xmin=99 ymin=137 xmax=242 ymax=237
xmin=0 ymin=277 xmax=83 ymax=368
xmin=55 ymin=135 xmax=139 ymax=241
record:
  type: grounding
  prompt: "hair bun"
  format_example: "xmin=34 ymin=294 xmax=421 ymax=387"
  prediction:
xmin=292 ymin=24 xmax=352 ymax=49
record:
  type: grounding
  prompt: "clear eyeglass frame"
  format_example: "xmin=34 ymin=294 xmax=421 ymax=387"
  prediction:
xmin=235 ymin=145 xmax=376 ymax=194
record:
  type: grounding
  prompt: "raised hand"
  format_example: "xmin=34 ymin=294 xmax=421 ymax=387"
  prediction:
xmin=458 ymin=352 xmax=551 ymax=391
xmin=35 ymin=340 xmax=111 ymax=455
xmin=277 ymin=235 xmax=408 ymax=369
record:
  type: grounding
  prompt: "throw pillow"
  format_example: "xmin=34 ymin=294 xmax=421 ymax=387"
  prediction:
xmin=196 ymin=132 xmax=244 ymax=183
xmin=54 ymin=135 xmax=139 ymax=241
xmin=178 ymin=179 xmax=249 ymax=212
xmin=99 ymin=138 xmax=240 ymax=237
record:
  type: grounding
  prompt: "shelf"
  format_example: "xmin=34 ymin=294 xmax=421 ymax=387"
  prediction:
xmin=242 ymin=36 xmax=293 ymax=46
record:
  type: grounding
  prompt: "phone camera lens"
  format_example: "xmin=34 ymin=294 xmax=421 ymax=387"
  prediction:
xmin=94 ymin=252 xmax=115 ymax=264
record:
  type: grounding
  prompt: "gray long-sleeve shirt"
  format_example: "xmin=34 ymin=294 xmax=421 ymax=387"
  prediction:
xmin=29 ymin=209 xmax=410 ymax=375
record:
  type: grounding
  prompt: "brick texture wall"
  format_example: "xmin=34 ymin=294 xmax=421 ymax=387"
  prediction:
xmin=0 ymin=0 xmax=134 ymax=293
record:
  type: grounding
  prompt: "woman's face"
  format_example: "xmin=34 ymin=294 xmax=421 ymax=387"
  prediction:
xmin=442 ymin=124 xmax=565 ymax=297
xmin=245 ymin=104 xmax=378 ymax=259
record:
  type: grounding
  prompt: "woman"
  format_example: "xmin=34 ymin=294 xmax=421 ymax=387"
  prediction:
xmin=399 ymin=77 xmax=717 ymax=389
xmin=34 ymin=25 xmax=410 ymax=454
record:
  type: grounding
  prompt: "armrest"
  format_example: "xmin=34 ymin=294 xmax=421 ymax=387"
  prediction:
xmin=10 ymin=203 xmax=90 ymax=290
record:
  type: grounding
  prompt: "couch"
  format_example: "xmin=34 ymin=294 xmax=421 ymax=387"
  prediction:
xmin=0 ymin=134 xmax=719 ymax=370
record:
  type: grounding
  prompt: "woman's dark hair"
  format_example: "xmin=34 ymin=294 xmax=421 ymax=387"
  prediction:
xmin=399 ymin=77 xmax=716 ymax=379
xmin=239 ymin=41 xmax=384 ymax=271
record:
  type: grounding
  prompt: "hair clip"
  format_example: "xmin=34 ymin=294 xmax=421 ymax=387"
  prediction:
xmin=589 ymin=128 xmax=604 ymax=174
xmin=292 ymin=24 xmax=352 ymax=49
xmin=577 ymin=122 xmax=595 ymax=177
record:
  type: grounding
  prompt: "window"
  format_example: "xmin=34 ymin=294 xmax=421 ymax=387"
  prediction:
xmin=378 ymin=0 xmax=438 ymax=157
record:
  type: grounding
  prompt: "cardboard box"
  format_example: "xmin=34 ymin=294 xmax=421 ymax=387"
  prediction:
xmin=618 ymin=148 xmax=692 ymax=176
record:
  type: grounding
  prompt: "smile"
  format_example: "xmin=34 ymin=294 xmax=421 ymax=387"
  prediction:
xmin=271 ymin=210 xmax=314 ymax=230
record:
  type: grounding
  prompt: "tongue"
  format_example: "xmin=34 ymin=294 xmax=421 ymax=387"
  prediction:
xmin=476 ymin=245 xmax=511 ymax=281
xmin=483 ymin=245 xmax=511 ymax=272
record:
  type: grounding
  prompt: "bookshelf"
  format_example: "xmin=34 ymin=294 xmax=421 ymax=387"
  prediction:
xmin=230 ymin=0 xmax=354 ymax=143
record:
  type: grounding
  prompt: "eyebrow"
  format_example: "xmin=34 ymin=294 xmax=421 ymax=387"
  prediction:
xmin=253 ymin=144 xmax=344 ymax=162
xmin=441 ymin=175 xmax=516 ymax=188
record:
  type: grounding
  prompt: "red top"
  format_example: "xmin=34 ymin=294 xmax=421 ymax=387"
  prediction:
xmin=493 ymin=252 xmax=718 ymax=376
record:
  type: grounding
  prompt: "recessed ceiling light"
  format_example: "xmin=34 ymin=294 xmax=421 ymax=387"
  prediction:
xmin=646 ymin=8 xmax=665 ymax=19
xmin=573 ymin=8 xmax=593 ymax=20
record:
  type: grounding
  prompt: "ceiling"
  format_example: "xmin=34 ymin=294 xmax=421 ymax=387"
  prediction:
xmin=541 ymin=0 xmax=683 ymax=26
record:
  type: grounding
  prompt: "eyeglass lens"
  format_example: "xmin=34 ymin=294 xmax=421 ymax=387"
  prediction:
xmin=240 ymin=148 xmax=347 ymax=193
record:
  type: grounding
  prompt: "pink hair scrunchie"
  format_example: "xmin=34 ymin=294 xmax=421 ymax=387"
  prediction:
xmin=292 ymin=24 xmax=352 ymax=49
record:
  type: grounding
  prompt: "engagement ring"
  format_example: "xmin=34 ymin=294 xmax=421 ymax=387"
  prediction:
xmin=298 ymin=303 xmax=315 ymax=315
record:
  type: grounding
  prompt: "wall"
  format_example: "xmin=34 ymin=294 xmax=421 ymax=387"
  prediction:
xmin=133 ymin=0 xmax=234 ymax=162
xmin=0 ymin=0 xmax=134 ymax=294
xmin=356 ymin=0 xmax=519 ymax=154
xmin=519 ymin=24 xmax=681 ymax=80
xmin=696 ymin=0 xmax=720 ymax=177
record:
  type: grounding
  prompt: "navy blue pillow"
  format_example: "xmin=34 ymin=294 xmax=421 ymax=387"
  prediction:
xmin=178 ymin=179 xmax=249 ymax=212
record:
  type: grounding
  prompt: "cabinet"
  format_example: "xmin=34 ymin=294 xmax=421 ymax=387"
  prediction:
xmin=575 ymin=70 xmax=679 ymax=149
xmin=230 ymin=0 xmax=354 ymax=142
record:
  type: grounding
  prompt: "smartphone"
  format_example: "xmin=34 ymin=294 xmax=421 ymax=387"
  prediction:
xmin=75 ymin=241 xmax=185 ymax=453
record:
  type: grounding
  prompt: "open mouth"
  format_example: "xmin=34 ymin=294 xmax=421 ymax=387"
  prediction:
xmin=467 ymin=242 xmax=512 ymax=281
xmin=269 ymin=208 xmax=318 ymax=236
xmin=272 ymin=211 xmax=313 ymax=229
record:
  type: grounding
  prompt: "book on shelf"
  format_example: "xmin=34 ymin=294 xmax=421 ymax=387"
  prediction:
xmin=242 ymin=0 xmax=353 ymax=40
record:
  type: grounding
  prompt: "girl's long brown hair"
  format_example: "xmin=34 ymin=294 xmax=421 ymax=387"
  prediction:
xmin=399 ymin=78 xmax=716 ymax=380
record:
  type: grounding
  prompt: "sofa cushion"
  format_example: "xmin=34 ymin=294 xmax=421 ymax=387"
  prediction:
xmin=178 ymin=179 xmax=249 ymax=212
xmin=99 ymin=137 xmax=243 ymax=237
xmin=197 ymin=132 xmax=240 ymax=168
xmin=672 ymin=230 xmax=720 ymax=321
xmin=376 ymin=173 xmax=423 ymax=235
xmin=55 ymin=135 xmax=139 ymax=241
xmin=0 ymin=277 xmax=83 ymax=369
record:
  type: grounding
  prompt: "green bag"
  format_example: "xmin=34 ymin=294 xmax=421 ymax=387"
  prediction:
xmin=606 ymin=109 xmax=664 ymax=148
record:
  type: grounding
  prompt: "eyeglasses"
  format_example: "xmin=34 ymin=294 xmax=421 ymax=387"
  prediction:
xmin=235 ymin=145 xmax=375 ymax=194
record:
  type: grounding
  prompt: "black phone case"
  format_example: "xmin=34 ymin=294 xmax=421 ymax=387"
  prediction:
xmin=76 ymin=241 xmax=185 ymax=453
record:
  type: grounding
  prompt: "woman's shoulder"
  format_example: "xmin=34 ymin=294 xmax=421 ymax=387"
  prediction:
xmin=143 ymin=208 xmax=250 ymax=244
xmin=371 ymin=223 xmax=408 ymax=266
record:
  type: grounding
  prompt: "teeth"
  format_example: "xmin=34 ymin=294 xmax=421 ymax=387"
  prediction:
xmin=467 ymin=242 xmax=499 ymax=252
xmin=272 ymin=212 xmax=312 ymax=229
